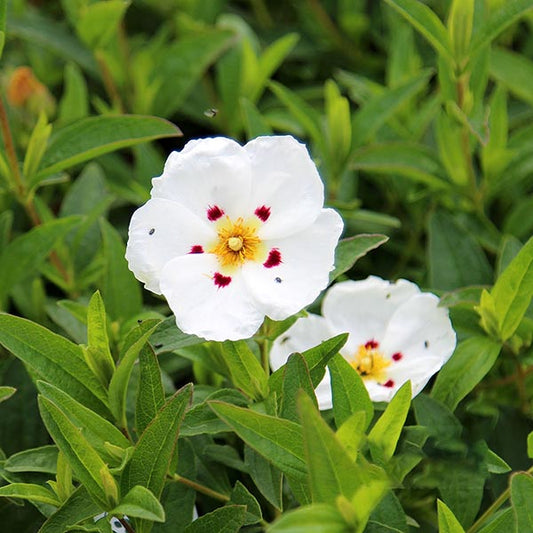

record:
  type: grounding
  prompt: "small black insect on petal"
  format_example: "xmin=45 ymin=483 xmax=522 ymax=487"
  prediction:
xmin=424 ymin=340 xmax=429 ymax=348
xmin=149 ymin=228 xmax=155 ymax=235
xmin=275 ymin=277 xmax=282 ymax=283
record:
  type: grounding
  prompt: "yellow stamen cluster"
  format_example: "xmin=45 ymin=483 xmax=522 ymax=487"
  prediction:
xmin=210 ymin=217 xmax=265 ymax=270
xmin=350 ymin=344 xmax=391 ymax=382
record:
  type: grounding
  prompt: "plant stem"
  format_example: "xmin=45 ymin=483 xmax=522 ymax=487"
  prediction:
xmin=0 ymin=95 xmax=25 ymax=198
xmin=118 ymin=517 xmax=135 ymax=533
xmin=95 ymin=50 xmax=124 ymax=112
xmin=172 ymin=474 xmax=230 ymax=502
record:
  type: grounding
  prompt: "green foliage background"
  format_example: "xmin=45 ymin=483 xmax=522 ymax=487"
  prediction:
xmin=1 ymin=0 xmax=533 ymax=531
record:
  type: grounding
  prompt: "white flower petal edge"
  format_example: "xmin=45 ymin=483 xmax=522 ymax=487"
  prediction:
xmin=269 ymin=276 xmax=457 ymax=407
xmin=159 ymin=254 xmax=265 ymax=341
xmin=270 ymin=313 xmax=334 ymax=410
xmin=245 ymin=136 xmax=325 ymax=239
xmin=242 ymin=208 xmax=343 ymax=320
xmin=125 ymin=198 xmax=214 ymax=294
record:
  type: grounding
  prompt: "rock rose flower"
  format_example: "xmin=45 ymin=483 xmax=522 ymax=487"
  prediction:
xmin=126 ymin=135 xmax=343 ymax=341
xmin=270 ymin=276 xmax=456 ymax=407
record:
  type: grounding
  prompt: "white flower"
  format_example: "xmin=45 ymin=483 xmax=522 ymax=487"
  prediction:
xmin=126 ymin=135 xmax=343 ymax=341
xmin=270 ymin=276 xmax=456 ymax=408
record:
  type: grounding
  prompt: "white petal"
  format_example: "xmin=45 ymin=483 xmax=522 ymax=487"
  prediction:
xmin=269 ymin=314 xmax=334 ymax=410
xmin=386 ymin=355 xmax=445 ymax=398
xmin=125 ymin=198 xmax=215 ymax=294
xmin=380 ymin=293 xmax=456 ymax=365
xmin=151 ymin=137 xmax=252 ymax=221
xmin=159 ymin=254 xmax=264 ymax=341
xmin=242 ymin=209 xmax=343 ymax=320
xmin=322 ymin=277 xmax=420 ymax=350
xmin=245 ymin=136 xmax=325 ymax=239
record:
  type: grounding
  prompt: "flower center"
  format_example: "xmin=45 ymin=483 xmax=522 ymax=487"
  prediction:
xmin=350 ymin=340 xmax=391 ymax=382
xmin=209 ymin=216 xmax=265 ymax=270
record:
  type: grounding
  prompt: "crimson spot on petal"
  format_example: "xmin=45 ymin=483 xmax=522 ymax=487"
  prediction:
xmin=263 ymin=248 xmax=282 ymax=268
xmin=255 ymin=205 xmax=271 ymax=222
xmin=189 ymin=245 xmax=204 ymax=254
xmin=213 ymin=272 xmax=232 ymax=288
xmin=383 ymin=380 xmax=395 ymax=388
xmin=392 ymin=352 xmax=403 ymax=361
xmin=207 ymin=205 xmax=224 ymax=221
xmin=365 ymin=340 xmax=379 ymax=350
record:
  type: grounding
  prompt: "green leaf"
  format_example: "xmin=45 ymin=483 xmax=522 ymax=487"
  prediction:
xmin=490 ymin=47 xmax=533 ymax=107
xmin=240 ymin=97 xmax=273 ymax=138
xmin=352 ymin=71 xmax=433 ymax=144
xmin=383 ymin=0 xmax=452 ymax=61
xmin=0 ymin=0 xmax=6 ymax=59
xmin=85 ymin=291 xmax=115 ymax=385
xmin=0 ymin=386 xmax=16 ymax=404
xmin=244 ymin=445 xmax=283 ymax=511
xmin=280 ymin=353 xmax=317 ymax=422
xmin=37 ymin=115 xmax=182 ymax=179
xmin=111 ymin=485 xmax=165 ymax=523
xmin=477 ymin=508 xmax=515 ymax=533
xmin=184 ymin=505 xmax=246 ymax=533
xmin=428 ymin=210 xmax=492 ymax=290
xmin=328 ymin=353 xmax=373 ymax=430
xmin=268 ymin=504 xmax=348 ymax=533
xmin=435 ymin=110 xmax=469 ymax=186
xmin=325 ymin=80 xmax=352 ymax=173
xmin=76 ymin=0 xmax=130 ymax=49
xmin=330 ymin=234 xmax=389 ymax=282
xmin=99 ymin=218 xmax=142 ymax=322
xmin=38 ymin=396 xmax=119 ymax=509
xmin=39 ymin=486 xmax=102 ymax=533
xmin=121 ymin=384 xmax=192 ymax=498
xmin=511 ymin=472 xmax=533 ymax=533
xmin=229 ymin=481 xmax=262 ymax=525
xmin=431 ymin=336 xmax=501 ymax=411
xmin=209 ymin=401 xmax=307 ymax=481
xmin=482 ymin=84 xmax=509 ymax=178
xmin=368 ymin=381 xmax=411 ymax=464
xmin=23 ymin=113 xmax=53 ymax=185
xmin=58 ymin=62 xmax=89 ymax=125
xmin=135 ymin=343 xmax=165 ymax=435
xmin=351 ymin=142 xmax=450 ymax=190
xmin=0 ymin=216 xmax=81 ymax=306
xmin=528 ymin=431 xmax=533 ymax=459
xmin=469 ymin=0 xmax=533 ymax=57
xmin=437 ymin=500 xmax=466 ymax=533
xmin=490 ymin=237 xmax=533 ymax=341
xmin=448 ymin=0 xmax=474 ymax=61
xmin=0 ymin=314 xmax=110 ymax=417
xmin=4 ymin=445 xmax=58 ymax=474
xmin=0 ymin=483 xmax=60 ymax=506
xmin=413 ymin=394 xmax=462 ymax=446
xmin=37 ymin=381 xmax=130 ymax=465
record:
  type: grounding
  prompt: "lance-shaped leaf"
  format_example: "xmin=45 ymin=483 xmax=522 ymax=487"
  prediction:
xmin=38 ymin=396 xmax=119 ymax=509
xmin=280 ymin=353 xmax=317 ymax=422
xmin=121 ymin=384 xmax=192 ymax=498
xmin=209 ymin=401 xmax=307 ymax=482
xmin=244 ymin=445 xmax=283 ymax=511
xmin=0 ymin=216 xmax=81 ymax=306
xmin=0 ymin=386 xmax=15 ymax=404
xmin=37 ymin=381 xmax=130 ymax=465
xmin=438 ymin=500 xmax=466 ymax=533
xmin=511 ymin=472 xmax=533 ymax=531
xmin=36 ymin=115 xmax=181 ymax=178
xmin=111 ymin=485 xmax=165 ymax=523
xmin=329 ymin=353 xmax=373 ymax=430
xmin=136 ymin=343 xmax=165 ymax=435
xmin=268 ymin=503 xmax=348 ymax=532
xmin=368 ymin=381 xmax=411 ymax=464
xmin=4 ymin=445 xmax=58 ymax=474
xmin=0 ymin=483 xmax=61 ymax=506
xmin=184 ymin=505 xmax=246 ymax=533
xmin=330 ymin=234 xmax=389 ymax=282
xmin=0 ymin=314 xmax=110 ymax=417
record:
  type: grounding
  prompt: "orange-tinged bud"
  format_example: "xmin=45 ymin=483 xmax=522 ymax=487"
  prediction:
xmin=7 ymin=66 xmax=45 ymax=106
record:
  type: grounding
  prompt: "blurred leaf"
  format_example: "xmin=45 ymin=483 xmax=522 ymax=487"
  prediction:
xmin=435 ymin=110 xmax=469 ymax=186
xmin=0 ymin=483 xmax=60 ymax=506
xmin=0 ymin=386 xmax=15 ymax=404
xmin=23 ymin=113 xmax=53 ymax=185
xmin=150 ymin=317 xmax=205 ymax=354
xmin=58 ymin=62 xmax=89 ymax=125
xmin=437 ymin=500 xmax=465 ymax=533
xmin=280 ymin=353 xmax=317 ymax=422
xmin=135 ymin=343 xmax=165 ymax=436
xmin=37 ymin=116 xmax=182 ymax=179
xmin=99 ymin=218 xmax=142 ymax=322
xmin=209 ymin=401 xmax=307 ymax=481
xmin=76 ymin=1 xmax=130 ymax=49
xmin=428 ymin=210 xmax=492 ymax=290
xmin=0 ymin=0 xmax=5 ymax=59
xmin=111 ymin=485 xmax=165 ymax=523
xmin=413 ymin=394 xmax=462 ymax=446
xmin=366 ymin=491 xmax=409 ymax=533
xmin=240 ymin=97 xmax=272 ymax=138
xmin=0 ymin=216 xmax=81 ymax=307
xmin=325 ymin=80 xmax=352 ymax=175
xmin=490 ymin=47 xmax=533 ymax=107
xmin=38 ymin=396 xmax=118 ymax=509
xmin=0 ymin=314 xmax=110 ymax=417
xmin=184 ymin=505 xmax=246 ymax=533
xmin=121 ymin=384 xmax=192 ymax=498
xmin=490 ymin=236 xmax=533 ymax=341
xmin=448 ymin=0 xmax=474 ymax=61
xmin=244 ymin=445 xmax=283 ymax=511
xmin=482 ymin=84 xmax=509 ymax=179
xmin=368 ymin=382 xmax=411 ymax=464
xmin=5 ymin=445 xmax=58 ymax=474
xmin=328 ymin=353 xmax=373 ymax=430
xmin=37 ymin=381 xmax=130 ymax=465
xmin=511 ymin=472 xmax=533 ymax=533
xmin=330 ymin=234 xmax=389 ymax=282
xmin=352 ymin=142 xmax=451 ymax=189
xmin=469 ymin=0 xmax=533 ymax=57
xmin=431 ymin=336 xmax=501 ymax=411
xmin=268 ymin=503 xmax=348 ymax=532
